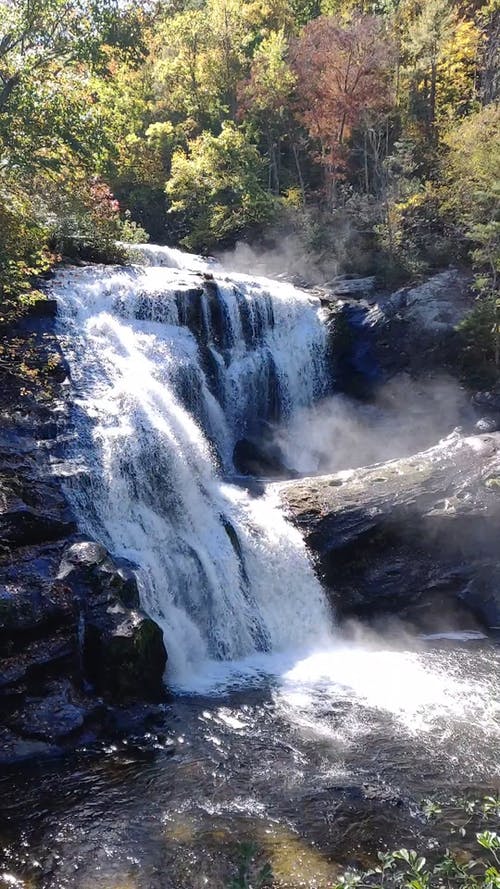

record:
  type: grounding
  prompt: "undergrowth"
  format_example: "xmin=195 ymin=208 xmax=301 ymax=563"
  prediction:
xmin=228 ymin=796 xmax=500 ymax=889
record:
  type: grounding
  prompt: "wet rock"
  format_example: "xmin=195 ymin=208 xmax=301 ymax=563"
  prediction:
xmin=58 ymin=541 xmax=167 ymax=702
xmin=0 ymin=632 xmax=74 ymax=690
xmin=280 ymin=432 xmax=500 ymax=629
xmin=233 ymin=437 xmax=298 ymax=479
xmin=26 ymin=297 xmax=58 ymax=318
xmin=8 ymin=680 xmax=91 ymax=741
xmin=323 ymin=276 xmax=376 ymax=299
xmin=0 ymin=506 xmax=75 ymax=546
xmin=472 ymin=391 xmax=500 ymax=433
xmin=0 ymin=727 xmax=59 ymax=765
xmin=84 ymin=613 xmax=167 ymax=702
xmin=58 ymin=540 xmax=140 ymax=609
xmin=475 ymin=416 xmax=499 ymax=433
xmin=0 ymin=584 xmax=59 ymax=639
xmin=472 ymin=390 xmax=500 ymax=415
xmin=330 ymin=269 xmax=474 ymax=387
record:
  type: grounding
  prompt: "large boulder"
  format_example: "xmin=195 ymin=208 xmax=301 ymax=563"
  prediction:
xmin=279 ymin=432 xmax=500 ymax=629
xmin=328 ymin=269 xmax=474 ymax=391
xmin=57 ymin=541 xmax=167 ymax=702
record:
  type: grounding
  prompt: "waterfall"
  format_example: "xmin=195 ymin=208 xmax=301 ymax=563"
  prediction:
xmin=52 ymin=247 xmax=334 ymax=682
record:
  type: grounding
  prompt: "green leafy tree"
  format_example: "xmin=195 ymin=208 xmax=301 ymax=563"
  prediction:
xmin=166 ymin=122 xmax=276 ymax=250
xmin=0 ymin=0 xmax=146 ymax=117
xmin=238 ymin=29 xmax=296 ymax=193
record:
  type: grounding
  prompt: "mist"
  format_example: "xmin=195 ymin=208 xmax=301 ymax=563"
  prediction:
xmin=275 ymin=375 xmax=474 ymax=475
xmin=216 ymin=234 xmax=340 ymax=286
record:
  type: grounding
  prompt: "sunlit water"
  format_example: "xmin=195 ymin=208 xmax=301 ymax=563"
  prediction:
xmin=1 ymin=246 xmax=499 ymax=887
xmin=1 ymin=636 xmax=500 ymax=888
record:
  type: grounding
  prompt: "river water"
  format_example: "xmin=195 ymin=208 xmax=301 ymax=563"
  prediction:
xmin=0 ymin=246 xmax=499 ymax=888
xmin=1 ymin=635 xmax=500 ymax=888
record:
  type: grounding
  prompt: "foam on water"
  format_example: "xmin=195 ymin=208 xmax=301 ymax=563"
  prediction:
xmin=171 ymin=636 xmax=500 ymax=768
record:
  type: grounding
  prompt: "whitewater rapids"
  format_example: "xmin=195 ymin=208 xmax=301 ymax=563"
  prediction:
xmin=52 ymin=245 xmax=333 ymax=681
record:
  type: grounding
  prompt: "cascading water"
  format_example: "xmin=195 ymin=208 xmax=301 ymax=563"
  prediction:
xmin=53 ymin=245 xmax=333 ymax=681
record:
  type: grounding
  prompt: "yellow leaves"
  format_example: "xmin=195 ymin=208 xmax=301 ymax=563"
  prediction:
xmin=240 ymin=0 xmax=295 ymax=35
xmin=440 ymin=19 xmax=481 ymax=65
xmin=282 ymin=186 xmax=303 ymax=208
xmin=145 ymin=121 xmax=175 ymax=143
xmin=445 ymin=104 xmax=500 ymax=187
xmin=437 ymin=18 xmax=482 ymax=121
xmin=125 ymin=132 xmax=140 ymax=147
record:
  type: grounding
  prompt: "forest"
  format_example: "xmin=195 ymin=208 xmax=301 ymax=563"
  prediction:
xmin=0 ymin=0 xmax=499 ymax=368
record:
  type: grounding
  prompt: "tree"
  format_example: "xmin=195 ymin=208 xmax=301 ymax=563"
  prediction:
xmin=153 ymin=8 xmax=219 ymax=132
xmin=436 ymin=19 xmax=481 ymax=126
xmin=238 ymin=29 xmax=296 ymax=192
xmin=291 ymin=14 xmax=394 ymax=205
xmin=0 ymin=0 xmax=148 ymax=176
xmin=444 ymin=104 xmax=500 ymax=373
xmin=0 ymin=0 xmax=146 ymax=116
xmin=443 ymin=103 xmax=500 ymax=247
xmin=166 ymin=123 xmax=276 ymax=250
xmin=479 ymin=0 xmax=500 ymax=105
xmin=207 ymin=0 xmax=249 ymax=120
xmin=404 ymin=0 xmax=457 ymax=143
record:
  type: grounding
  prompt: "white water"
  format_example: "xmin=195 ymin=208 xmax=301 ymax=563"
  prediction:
xmin=53 ymin=247 xmax=333 ymax=681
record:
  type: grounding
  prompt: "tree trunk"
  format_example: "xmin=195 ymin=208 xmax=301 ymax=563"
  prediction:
xmin=363 ymin=130 xmax=369 ymax=194
xmin=429 ymin=61 xmax=437 ymax=142
xmin=292 ymin=142 xmax=306 ymax=207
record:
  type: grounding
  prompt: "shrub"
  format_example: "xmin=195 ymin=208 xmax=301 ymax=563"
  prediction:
xmin=0 ymin=186 xmax=51 ymax=306
xmin=376 ymin=184 xmax=456 ymax=281
xmin=47 ymin=176 xmax=148 ymax=263
xmin=332 ymin=796 xmax=500 ymax=889
xmin=457 ymin=297 xmax=500 ymax=386
xmin=166 ymin=124 xmax=277 ymax=253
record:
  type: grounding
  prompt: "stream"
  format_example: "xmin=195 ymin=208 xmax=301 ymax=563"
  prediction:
xmin=1 ymin=635 xmax=499 ymax=888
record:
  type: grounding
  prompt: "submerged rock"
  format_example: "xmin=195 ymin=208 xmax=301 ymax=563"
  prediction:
xmin=8 ymin=679 xmax=97 ymax=741
xmin=280 ymin=432 xmax=500 ymax=630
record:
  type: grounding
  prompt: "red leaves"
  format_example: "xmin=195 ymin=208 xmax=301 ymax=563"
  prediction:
xmin=89 ymin=176 xmax=120 ymax=219
xmin=291 ymin=15 xmax=394 ymax=176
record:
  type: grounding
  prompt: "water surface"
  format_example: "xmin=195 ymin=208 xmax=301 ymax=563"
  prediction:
xmin=1 ymin=634 xmax=499 ymax=889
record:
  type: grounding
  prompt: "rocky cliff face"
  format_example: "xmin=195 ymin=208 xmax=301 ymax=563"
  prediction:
xmin=279 ymin=432 xmax=500 ymax=632
xmin=0 ymin=297 xmax=167 ymax=764
xmin=323 ymin=269 xmax=474 ymax=395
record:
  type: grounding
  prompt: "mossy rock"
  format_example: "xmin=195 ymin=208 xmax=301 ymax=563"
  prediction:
xmin=485 ymin=476 xmax=500 ymax=489
xmin=84 ymin=614 xmax=167 ymax=703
